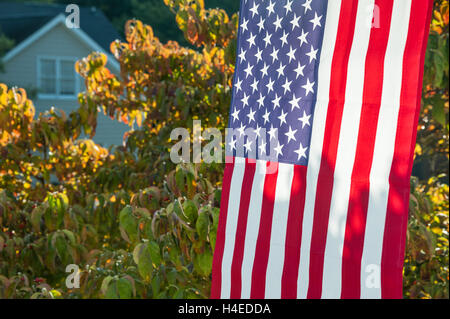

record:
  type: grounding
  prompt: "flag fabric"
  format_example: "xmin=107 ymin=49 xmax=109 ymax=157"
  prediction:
xmin=211 ymin=0 xmax=432 ymax=299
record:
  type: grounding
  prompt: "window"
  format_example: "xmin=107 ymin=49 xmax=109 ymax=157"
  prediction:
xmin=38 ymin=57 xmax=82 ymax=98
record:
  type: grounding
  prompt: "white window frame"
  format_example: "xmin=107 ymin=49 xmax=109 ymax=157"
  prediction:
xmin=37 ymin=55 xmax=82 ymax=100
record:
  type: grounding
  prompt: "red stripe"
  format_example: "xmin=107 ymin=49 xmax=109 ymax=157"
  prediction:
xmin=306 ymin=0 xmax=359 ymax=299
xmin=340 ymin=0 xmax=394 ymax=299
xmin=281 ymin=165 xmax=307 ymax=299
xmin=250 ymin=161 xmax=279 ymax=299
xmin=229 ymin=159 xmax=256 ymax=298
xmin=381 ymin=0 xmax=433 ymax=299
xmin=210 ymin=157 xmax=235 ymax=299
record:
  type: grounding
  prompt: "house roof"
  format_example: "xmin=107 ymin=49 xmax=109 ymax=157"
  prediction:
xmin=0 ymin=2 xmax=122 ymax=54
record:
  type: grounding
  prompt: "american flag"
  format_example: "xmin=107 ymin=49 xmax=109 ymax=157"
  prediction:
xmin=211 ymin=0 xmax=432 ymax=299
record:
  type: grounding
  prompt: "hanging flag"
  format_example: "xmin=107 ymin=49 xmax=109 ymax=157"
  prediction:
xmin=211 ymin=0 xmax=433 ymax=299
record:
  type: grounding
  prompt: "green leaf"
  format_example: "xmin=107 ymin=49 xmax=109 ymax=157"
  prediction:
xmin=196 ymin=207 xmax=210 ymax=241
xmin=148 ymin=241 xmax=162 ymax=267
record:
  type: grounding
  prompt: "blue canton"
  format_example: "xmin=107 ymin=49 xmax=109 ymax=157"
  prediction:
xmin=227 ymin=0 xmax=328 ymax=166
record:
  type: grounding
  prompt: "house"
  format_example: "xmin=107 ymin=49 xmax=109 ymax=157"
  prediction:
xmin=0 ymin=2 xmax=129 ymax=147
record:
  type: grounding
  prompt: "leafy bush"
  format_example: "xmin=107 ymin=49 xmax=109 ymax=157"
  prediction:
xmin=0 ymin=0 xmax=448 ymax=299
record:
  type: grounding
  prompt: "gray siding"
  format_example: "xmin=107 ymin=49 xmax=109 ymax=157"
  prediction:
xmin=0 ymin=23 xmax=128 ymax=147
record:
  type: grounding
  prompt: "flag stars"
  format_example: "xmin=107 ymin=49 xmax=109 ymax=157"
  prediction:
xmin=259 ymin=140 xmax=267 ymax=155
xmin=310 ymin=12 xmax=323 ymax=30
xmin=231 ymin=108 xmax=240 ymax=123
xmin=290 ymin=13 xmax=301 ymax=31
xmin=266 ymin=0 xmax=275 ymax=16
xmin=280 ymin=30 xmax=289 ymax=47
xmin=306 ymin=45 xmax=318 ymax=63
xmin=273 ymin=15 xmax=283 ymax=31
xmin=268 ymin=125 xmax=278 ymax=141
xmin=285 ymin=126 xmax=297 ymax=143
xmin=237 ymin=123 xmax=246 ymax=138
xmin=241 ymin=92 xmax=250 ymax=107
xmin=263 ymin=31 xmax=272 ymax=47
xmin=266 ymin=78 xmax=275 ymax=93
xmin=302 ymin=0 xmax=313 ymax=13
xmin=295 ymin=143 xmax=308 ymax=161
xmin=289 ymin=94 xmax=301 ymax=111
xmin=257 ymin=93 xmax=265 ymax=108
xmin=274 ymin=141 xmax=284 ymax=158
xmin=272 ymin=94 xmax=281 ymax=109
xmin=247 ymin=108 xmax=256 ymax=123
xmin=270 ymin=47 xmax=279 ymax=63
xmin=244 ymin=139 xmax=253 ymax=153
xmin=250 ymin=2 xmax=260 ymax=18
xmin=257 ymin=17 xmax=265 ymax=32
xmin=276 ymin=62 xmax=286 ymax=79
xmin=284 ymin=0 xmax=293 ymax=15
xmin=235 ymin=78 xmax=243 ymax=92
xmin=282 ymin=78 xmax=292 ymax=94
xmin=298 ymin=29 xmax=309 ymax=47
xmin=260 ymin=62 xmax=269 ymax=78
xmin=299 ymin=111 xmax=311 ymax=129
xmin=286 ymin=46 xmax=297 ymax=63
xmin=228 ymin=137 xmax=236 ymax=151
xmin=278 ymin=109 xmax=288 ymax=127
xmin=244 ymin=62 xmax=254 ymax=78
xmin=241 ymin=18 xmax=249 ymax=33
xmin=255 ymin=47 xmax=263 ymax=63
xmin=262 ymin=109 xmax=271 ymax=124
xmin=239 ymin=48 xmax=247 ymax=63
xmin=247 ymin=32 xmax=256 ymax=48
xmin=302 ymin=78 xmax=315 ymax=96
xmin=294 ymin=62 xmax=305 ymax=79
xmin=250 ymin=78 xmax=259 ymax=93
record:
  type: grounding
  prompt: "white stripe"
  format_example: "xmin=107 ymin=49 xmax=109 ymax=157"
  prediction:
xmin=240 ymin=160 xmax=267 ymax=299
xmin=361 ymin=0 xmax=412 ymax=299
xmin=220 ymin=157 xmax=246 ymax=298
xmin=264 ymin=163 xmax=295 ymax=298
xmin=321 ymin=0 xmax=374 ymax=299
xmin=297 ymin=0 xmax=342 ymax=299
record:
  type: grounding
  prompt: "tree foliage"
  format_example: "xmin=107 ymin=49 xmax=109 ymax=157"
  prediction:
xmin=0 ymin=0 xmax=448 ymax=299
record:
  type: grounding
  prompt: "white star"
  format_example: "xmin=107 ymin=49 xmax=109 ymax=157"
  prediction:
xmin=280 ymin=30 xmax=289 ymax=47
xmin=244 ymin=62 xmax=254 ymax=78
xmin=266 ymin=0 xmax=275 ymax=16
xmin=241 ymin=18 xmax=249 ymax=33
xmin=310 ymin=12 xmax=322 ymax=30
xmin=295 ymin=143 xmax=308 ymax=161
xmin=244 ymin=139 xmax=253 ymax=153
xmin=257 ymin=93 xmax=265 ymax=108
xmin=284 ymin=0 xmax=293 ymax=14
xmin=235 ymin=78 xmax=243 ymax=92
xmin=302 ymin=0 xmax=312 ymax=13
xmin=274 ymin=141 xmax=284 ymax=158
xmin=255 ymin=47 xmax=263 ymax=63
xmin=263 ymin=31 xmax=272 ymax=47
xmin=302 ymin=78 xmax=315 ymax=96
xmin=286 ymin=46 xmax=297 ymax=63
xmin=262 ymin=109 xmax=271 ymax=124
xmin=273 ymin=15 xmax=283 ymax=31
xmin=294 ymin=62 xmax=305 ymax=79
xmin=278 ymin=109 xmax=288 ymax=126
xmin=276 ymin=62 xmax=286 ymax=79
xmin=289 ymin=94 xmax=301 ymax=111
xmin=299 ymin=111 xmax=311 ymax=129
xmin=237 ymin=123 xmax=246 ymax=137
xmin=270 ymin=47 xmax=279 ymax=63
xmin=298 ymin=29 xmax=309 ymax=47
xmin=285 ymin=126 xmax=297 ymax=143
xmin=266 ymin=78 xmax=275 ymax=93
xmin=250 ymin=78 xmax=259 ymax=93
xmin=260 ymin=62 xmax=269 ymax=77
xmin=247 ymin=32 xmax=256 ymax=48
xmin=231 ymin=108 xmax=240 ymax=122
xmin=259 ymin=140 xmax=267 ymax=155
xmin=241 ymin=92 xmax=250 ymax=107
xmin=272 ymin=94 xmax=281 ymax=109
xmin=257 ymin=16 xmax=265 ymax=32
xmin=228 ymin=136 xmax=237 ymax=151
xmin=268 ymin=125 xmax=278 ymax=141
xmin=238 ymin=48 xmax=247 ymax=63
xmin=282 ymin=78 xmax=292 ymax=94
xmin=306 ymin=45 xmax=318 ymax=63
xmin=250 ymin=2 xmax=260 ymax=18
xmin=247 ymin=108 xmax=256 ymax=123
xmin=290 ymin=13 xmax=301 ymax=31
xmin=254 ymin=124 xmax=262 ymax=138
